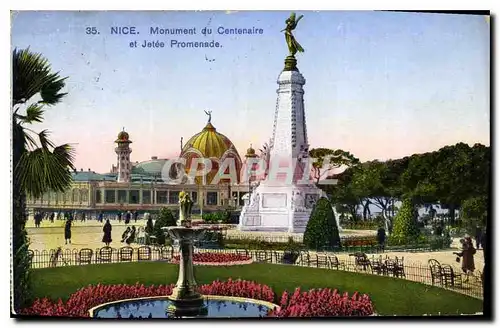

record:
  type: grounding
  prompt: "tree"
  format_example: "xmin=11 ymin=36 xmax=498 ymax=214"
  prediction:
xmin=460 ymin=196 xmax=487 ymax=235
xmin=303 ymin=197 xmax=341 ymax=250
xmin=12 ymin=48 xmax=75 ymax=311
xmin=389 ymin=198 xmax=420 ymax=245
xmin=309 ymin=148 xmax=359 ymax=184
xmin=327 ymin=169 xmax=360 ymax=222
xmin=153 ymin=208 xmax=177 ymax=245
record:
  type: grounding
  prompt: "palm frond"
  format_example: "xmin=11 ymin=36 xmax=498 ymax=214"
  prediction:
xmin=23 ymin=130 xmax=38 ymax=150
xmin=37 ymin=129 xmax=55 ymax=149
xmin=15 ymin=144 xmax=76 ymax=198
xmin=12 ymin=48 xmax=68 ymax=106
xmin=17 ymin=103 xmax=45 ymax=124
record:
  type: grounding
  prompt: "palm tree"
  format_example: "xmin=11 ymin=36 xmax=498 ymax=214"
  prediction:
xmin=12 ymin=48 xmax=75 ymax=312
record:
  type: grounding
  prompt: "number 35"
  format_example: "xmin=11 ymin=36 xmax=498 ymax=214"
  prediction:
xmin=86 ymin=27 xmax=98 ymax=35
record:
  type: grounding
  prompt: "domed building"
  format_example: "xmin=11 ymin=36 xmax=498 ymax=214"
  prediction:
xmin=27 ymin=122 xmax=253 ymax=219
xmin=180 ymin=115 xmax=243 ymax=186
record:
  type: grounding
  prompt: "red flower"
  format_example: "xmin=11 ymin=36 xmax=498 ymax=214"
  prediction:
xmin=172 ymin=252 xmax=251 ymax=265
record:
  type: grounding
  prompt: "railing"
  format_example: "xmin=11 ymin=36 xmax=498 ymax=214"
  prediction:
xmin=28 ymin=246 xmax=483 ymax=300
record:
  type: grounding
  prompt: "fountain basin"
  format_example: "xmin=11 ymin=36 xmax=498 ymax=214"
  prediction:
xmin=89 ymin=295 xmax=279 ymax=318
xmin=163 ymin=226 xmax=206 ymax=240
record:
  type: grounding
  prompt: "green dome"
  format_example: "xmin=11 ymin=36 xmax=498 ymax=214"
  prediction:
xmin=132 ymin=158 xmax=169 ymax=177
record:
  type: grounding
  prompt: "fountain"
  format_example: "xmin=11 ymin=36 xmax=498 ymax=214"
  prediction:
xmin=89 ymin=190 xmax=278 ymax=318
xmin=162 ymin=191 xmax=207 ymax=317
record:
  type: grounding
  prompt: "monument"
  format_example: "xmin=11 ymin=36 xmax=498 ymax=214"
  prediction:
xmin=238 ymin=13 xmax=325 ymax=233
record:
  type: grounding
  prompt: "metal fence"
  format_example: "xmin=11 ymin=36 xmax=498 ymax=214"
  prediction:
xmin=28 ymin=246 xmax=483 ymax=300
xmin=222 ymin=234 xmax=438 ymax=254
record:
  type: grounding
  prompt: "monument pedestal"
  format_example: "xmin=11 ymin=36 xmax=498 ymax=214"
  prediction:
xmin=239 ymin=56 xmax=325 ymax=233
xmin=238 ymin=183 xmax=322 ymax=233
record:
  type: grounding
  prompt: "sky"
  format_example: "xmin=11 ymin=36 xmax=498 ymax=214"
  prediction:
xmin=11 ymin=11 xmax=490 ymax=173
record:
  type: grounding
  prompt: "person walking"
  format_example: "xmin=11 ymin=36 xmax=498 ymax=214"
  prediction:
xmin=145 ymin=216 xmax=154 ymax=245
xmin=125 ymin=211 xmax=131 ymax=225
xmin=117 ymin=212 xmax=122 ymax=223
xmin=133 ymin=210 xmax=138 ymax=223
xmin=376 ymin=226 xmax=386 ymax=251
xmin=454 ymin=236 xmax=476 ymax=282
xmin=475 ymin=226 xmax=482 ymax=249
xmin=64 ymin=219 xmax=72 ymax=245
xmin=102 ymin=219 xmax=113 ymax=246
xmin=98 ymin=211 xmax=104 ymax=223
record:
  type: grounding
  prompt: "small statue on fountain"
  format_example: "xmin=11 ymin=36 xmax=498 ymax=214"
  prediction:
xmin=178 ymin=191 xmax=194 ymax=227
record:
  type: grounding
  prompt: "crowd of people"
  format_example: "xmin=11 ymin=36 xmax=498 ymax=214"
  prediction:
xmin=32 ymin=210 xmax=143 ymax=226
xmin=31 ymin=210 xmax=156 ymax=248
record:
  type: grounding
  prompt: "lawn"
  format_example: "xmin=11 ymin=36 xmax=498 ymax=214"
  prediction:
xmin=31 ymin=262 xmax=482 ymax=316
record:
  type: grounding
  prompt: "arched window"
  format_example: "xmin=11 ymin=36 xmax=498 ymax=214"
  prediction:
xmin=81 ymin=189 xmax=89 ymax=202
xmin=72 ymin=189 xmax=80 ymax=203
xmin=64 ymin=191 xmax=71 ymax=202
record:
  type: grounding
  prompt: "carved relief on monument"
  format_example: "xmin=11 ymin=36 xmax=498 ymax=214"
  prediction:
xmin=248 ymin=193 xmax=260 ymax=211
xmin=291 ymin=190 xmax=307 ymax=212
xmin=305 ymin=193 xmax=319 ymax=209
xmin=262 ymin=193 xmax=287 ymax=208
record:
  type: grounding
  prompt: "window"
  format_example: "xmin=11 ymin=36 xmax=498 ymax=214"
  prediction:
xmin=169 ymin=191 xmax=179 ymax=204
xmin=157 ymin=191 xmax=168 ymax=204
xmin=142 ymin=190 xmax=151 ymax=204
xmin=207 ymin=192 xmax=218 ymax=206
xmin=72 ymin=189 xmax=79 ymax=202
xmin=129 ymin=190 xmax=140 ymax=204
xmin=95 ymin=190 xmax=102 ymax=203
xmin=117 ymin=190 xmax=127 ymax=203
xmin=105 ymin=190 xmax=116 ymax=203
xmin=81 ymin=189 xmax=89 ymax=202
xmin=64 ymin=191 xmax=71 ymax=202
xmin=191 ymin=191 xmax=197 ymax=204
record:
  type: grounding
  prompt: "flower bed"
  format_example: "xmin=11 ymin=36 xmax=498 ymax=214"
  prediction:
xmin=21 ymin=279 xmax=374 ymax=318
xmin=269 ymin=287 xmax=374 ymax=317
xmin=341 ymin=236 xmax=378 ymax=247
xmin=21 ymin=279 xmax=274 ymax=317
xmin=172 ymin=253 xmax=252 ymax=266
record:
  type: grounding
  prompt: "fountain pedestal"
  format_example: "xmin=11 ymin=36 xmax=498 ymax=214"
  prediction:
xmin=164 ymin=226 xmax=207 ymax=317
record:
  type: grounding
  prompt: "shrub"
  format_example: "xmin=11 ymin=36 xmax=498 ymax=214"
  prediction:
xmin=341 ymin=221 xmax=379 ymax=230
xmin=304 ymin=197 xmax=341 ymax=250
xmin=202 ymin=210 xmax=234 ymax=224
xmin=153 ymin=208 xmax=176 ymax=245
xmin=390 ymin=198 xmax=420 ymax=245
xmin=428 ymin=233 xmax=453 ymax=250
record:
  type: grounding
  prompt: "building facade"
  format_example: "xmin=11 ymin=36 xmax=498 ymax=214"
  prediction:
xmin=26 ymin=117 xmax=260 ymax=217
